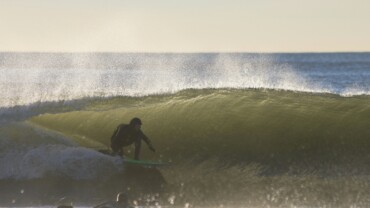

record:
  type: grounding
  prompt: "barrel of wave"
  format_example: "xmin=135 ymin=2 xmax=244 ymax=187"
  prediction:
xmin=29 ymin=89 xmax=370 ymax=166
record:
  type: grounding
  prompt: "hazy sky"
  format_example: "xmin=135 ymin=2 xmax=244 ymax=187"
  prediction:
xmin=1 ymin=0 xmax=369 ymax=52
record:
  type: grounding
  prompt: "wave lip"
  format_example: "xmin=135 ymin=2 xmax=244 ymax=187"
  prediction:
xmin=1 ymin=53 xmax=370 ymax=108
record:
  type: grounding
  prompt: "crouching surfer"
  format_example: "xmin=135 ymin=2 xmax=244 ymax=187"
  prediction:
xmin=110 ymin=117 xmax=156 ymax=160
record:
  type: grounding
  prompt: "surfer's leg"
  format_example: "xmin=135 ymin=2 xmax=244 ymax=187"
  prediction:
xmin=134 ymin=138 xmax=142 ymax=160
xmin=117 ymin=148 xmax=124 ymax=157
xmin=111 ymin=141 xmax=125 ymax=157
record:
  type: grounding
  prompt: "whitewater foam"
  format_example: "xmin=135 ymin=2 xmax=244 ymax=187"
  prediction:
xmin=0 ymin=145 xmax=122 ymax=180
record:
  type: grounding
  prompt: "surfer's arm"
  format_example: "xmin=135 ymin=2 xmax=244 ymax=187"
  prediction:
xmin=142 ymin=132 xmax=156 ymax=152
xmin=110 ymin=125 xmax=120 ymax=141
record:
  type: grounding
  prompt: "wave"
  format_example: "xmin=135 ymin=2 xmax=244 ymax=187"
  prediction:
xmin=27 ymin=89 xmax=370 ymax=170
xmin=3 ymin=52 xmax=370 ymax=206
xmin=2 ymin=88 xmax=370 ymax=206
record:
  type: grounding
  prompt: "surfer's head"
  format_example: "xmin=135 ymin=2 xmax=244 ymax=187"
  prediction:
xmin=130 ymin=117 xmax=142 ymax=131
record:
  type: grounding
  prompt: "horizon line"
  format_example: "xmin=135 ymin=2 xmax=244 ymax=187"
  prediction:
xmin=1 ymin=50 xmax=370 ymax=54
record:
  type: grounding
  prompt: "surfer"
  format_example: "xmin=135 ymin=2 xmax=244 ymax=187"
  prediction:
xmin=110 ymin=117 xmax=156 ymax=160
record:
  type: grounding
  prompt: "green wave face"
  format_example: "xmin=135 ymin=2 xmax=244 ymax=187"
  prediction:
xmin=29 ymin=89 xmax=370 ymax=168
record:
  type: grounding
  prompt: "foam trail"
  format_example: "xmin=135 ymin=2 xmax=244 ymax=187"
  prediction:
xmin=0 ymin=122 xmax=122 ymax=180
xmin=0 ymin=145 xmax=122 ymax=180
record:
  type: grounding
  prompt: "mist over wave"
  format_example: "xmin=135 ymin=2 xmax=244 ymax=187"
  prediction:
xmin=1 ymin=53 xmax=370 ymax=108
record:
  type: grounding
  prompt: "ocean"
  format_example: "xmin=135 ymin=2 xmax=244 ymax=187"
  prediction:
xmin=1 ymin=52 xmax=370 ymax=208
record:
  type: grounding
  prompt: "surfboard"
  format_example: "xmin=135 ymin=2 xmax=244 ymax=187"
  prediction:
xmin=97 ymin=149 xmax=170 ymax=168
xmin=122 ymin=157 xmax=170 ymax=168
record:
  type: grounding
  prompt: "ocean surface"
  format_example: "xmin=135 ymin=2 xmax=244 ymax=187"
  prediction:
xmin=1 ymin=52 xmax=370 ymax=208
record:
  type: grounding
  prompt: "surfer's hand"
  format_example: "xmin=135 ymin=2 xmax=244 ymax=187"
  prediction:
xmin=149 ymin=146 xmax=156 ymax=152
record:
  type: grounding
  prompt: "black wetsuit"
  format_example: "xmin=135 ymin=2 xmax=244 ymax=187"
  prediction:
xmin=110 ymin=124 xmax=153 ymax=159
